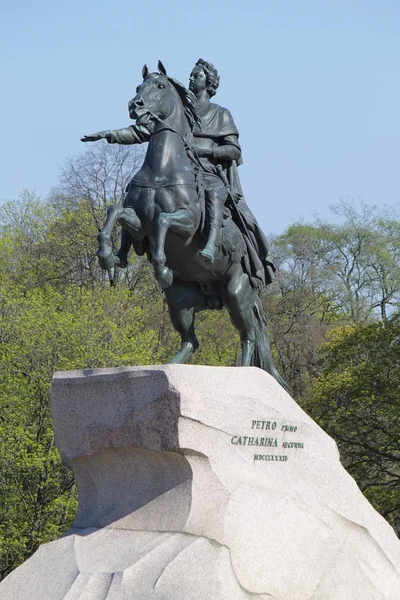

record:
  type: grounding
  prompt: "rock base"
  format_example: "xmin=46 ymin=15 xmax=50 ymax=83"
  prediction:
xmin=1 ymin=365 xmax=400 ymax=599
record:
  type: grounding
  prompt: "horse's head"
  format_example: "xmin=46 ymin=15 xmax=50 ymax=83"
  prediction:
xmin=128 ymin=61 xmax=200 ymax=133
xmin=128 ymin=63 xmax=176 ymax=127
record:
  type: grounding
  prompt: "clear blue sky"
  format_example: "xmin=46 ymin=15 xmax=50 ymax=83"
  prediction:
xmin=1 ymin=0 xmax=399 ymax=234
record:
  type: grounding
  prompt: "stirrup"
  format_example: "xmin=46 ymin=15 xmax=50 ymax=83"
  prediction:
xmin=199 ymin=247 xmax=215 ymax=264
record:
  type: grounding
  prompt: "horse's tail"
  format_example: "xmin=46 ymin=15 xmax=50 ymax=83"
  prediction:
xmin=251 ymin=295 xmax=291 ymax=394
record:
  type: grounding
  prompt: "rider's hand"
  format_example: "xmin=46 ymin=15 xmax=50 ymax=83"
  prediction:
xmin=193 ymin=146 xmax=212 ymax=157
xmin=81 ymin=131 xmax=110 ymax=142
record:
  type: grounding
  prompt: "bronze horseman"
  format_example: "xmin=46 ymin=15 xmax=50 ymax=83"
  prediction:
xmin=81 ymin=60 xmax=287 ymax=390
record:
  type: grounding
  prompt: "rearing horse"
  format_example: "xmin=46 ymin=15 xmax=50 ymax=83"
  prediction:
xmin=86 ymin=62 xmax=288 ymax=390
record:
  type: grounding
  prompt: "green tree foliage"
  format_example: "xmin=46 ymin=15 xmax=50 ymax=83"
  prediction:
xmin=266 ymin=201 xmax=400 ymax=399
xmin=303 ymin=319 xmax=400 ymax=524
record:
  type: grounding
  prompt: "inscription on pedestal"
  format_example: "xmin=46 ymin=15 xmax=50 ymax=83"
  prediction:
xmin=230 ymin=419 xmax=304 ymax=462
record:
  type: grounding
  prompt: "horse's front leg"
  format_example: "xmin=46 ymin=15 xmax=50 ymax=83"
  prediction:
xmin=97 ymin=205 xmax=124 ymax=270
xmin=97 ymin=205 xmax=141 ymax=271
xmin=152 ymin=208 xmax=195 ymax=288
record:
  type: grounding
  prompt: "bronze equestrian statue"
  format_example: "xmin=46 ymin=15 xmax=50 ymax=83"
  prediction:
xmin=81 ymin=60 xmax=287 ymax=391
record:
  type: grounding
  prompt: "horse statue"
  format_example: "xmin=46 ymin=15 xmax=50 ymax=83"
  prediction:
xmin=82 ymin=62 xmax=288 ymax=391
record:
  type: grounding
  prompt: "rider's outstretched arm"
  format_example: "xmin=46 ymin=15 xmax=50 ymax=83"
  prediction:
xmin=107 ymin=125 xmax=151 ymax=144
xmin=81 ymin=124 xmax=151 ymax=144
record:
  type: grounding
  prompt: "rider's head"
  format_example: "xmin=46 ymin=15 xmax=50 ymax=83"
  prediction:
xmin=190 ymin=59 xmax=220 ymax=98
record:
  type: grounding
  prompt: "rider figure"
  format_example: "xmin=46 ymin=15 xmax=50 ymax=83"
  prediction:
xmin=189 ymin=60 xmax=241 ymax=264
xmin=189 ymin=59 xmax=275 ymax=287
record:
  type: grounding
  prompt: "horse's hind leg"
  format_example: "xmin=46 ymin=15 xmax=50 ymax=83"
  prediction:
xmin=168 ymin=305 xmax=198 ymax=363
xmin=224 ymin=265 xmax=257 ymax=366
xmin=164 ymin=281 xmax=204 ymax=363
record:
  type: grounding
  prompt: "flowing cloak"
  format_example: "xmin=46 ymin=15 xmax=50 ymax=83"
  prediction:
xmin=194 ymin=102 xmax=275 ymax=288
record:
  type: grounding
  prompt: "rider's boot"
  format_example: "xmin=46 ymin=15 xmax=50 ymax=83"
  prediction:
xmin=200 ymin=222 xmax=221 ymax=263
xmin=115 ymin=230 xmax=134 ymax=268
xmin=200 ymin=192 xmax=223 ymax=264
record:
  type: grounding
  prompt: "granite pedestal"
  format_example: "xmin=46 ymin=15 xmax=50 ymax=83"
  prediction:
xmin=1 ymin=365 xmax=400 ymax=599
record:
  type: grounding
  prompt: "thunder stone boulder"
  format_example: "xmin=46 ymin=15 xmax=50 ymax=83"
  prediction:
xmin=1 ymin=365 xmax=400 ymax=599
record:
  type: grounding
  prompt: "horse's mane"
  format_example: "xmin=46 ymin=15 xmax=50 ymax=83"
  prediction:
xmin=166 ymin=76 xmax=201 ymax=131
xmin=143 ymin=63 xmax=201 ymax=132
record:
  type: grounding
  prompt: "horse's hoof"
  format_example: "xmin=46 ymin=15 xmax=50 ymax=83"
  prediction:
xmin=199 ymin=248 xmax=215 ymax=264
xmin=168 ymin=342 xmax=195 ymax=364
xmin=156 ymin=266 xmax=173 ymax=288
xmin=97 ymin=251 xmax=117 ymax=271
